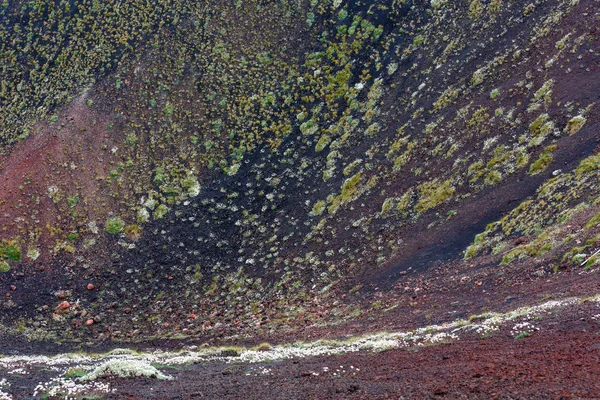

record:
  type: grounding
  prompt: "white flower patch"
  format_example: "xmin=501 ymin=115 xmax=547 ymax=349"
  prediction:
xmin=511 ymin=322 xmax=539 ymax=338
xmin=483 ymin=136 xmax=498 ymax=151
xmin=417 ymin=332 xmax=459 ymax=346
xmin=117 ymin=238 xmax=136 ymax=249
xmin=33 ymin=377 xmax=113 ymax=398
xmin=81 ymin=359 xmax=173 ymax=381
xmin=245 ymin=366 xmax=273 ymax=376
xmin=6 ymin=368 xmax=27 ymax=375
xmin=466 ymin=297 xmax=579 ymax=336
xmin=0 ymin=379 xmax=10 ymax=400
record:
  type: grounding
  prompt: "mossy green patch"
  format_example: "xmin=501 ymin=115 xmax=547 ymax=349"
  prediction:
xmin=564 ymin=115 xmax=586 ymax=135
xmin=575 ymin=154 xmax=600 ymax=177
xmin=105 ymin=217 xmax=125 ymax=234
xmin=528 ymin=147 xmax=555 ymax=175
xmin=0 ymin=241 xmax=21 ymax=262
xmin=416 ymin=179 xmax=454 ymax=213
xmin=341 ymin=172 xmax=362 ymax=202
xmin=0 ymin=260 xmax=10 ymax=273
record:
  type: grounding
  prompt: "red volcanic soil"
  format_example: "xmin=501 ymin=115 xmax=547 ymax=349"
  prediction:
xmin=98 ymin=299 xmax=600 ymax=400
xmin=0 ymin=92 xmax=121 ymax=263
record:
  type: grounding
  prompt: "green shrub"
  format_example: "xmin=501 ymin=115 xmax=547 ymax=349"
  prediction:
xmin=416 ymin=179 xmax=454 ymax=213
xmin=300 ymin=119 xmax=319 ymax=136
xmin=584 ymin=212 xmax=600 ymax=230
xmin=67 ymin=196 xmax=79 ymax=208
xmin=528 ymin=148 xmax=554 ymax=175
xmin=468 ymin=0 xmax=483 ymax=19
xmin=484 ymin=170 xmax=502 ymax=185
xmin=413 ymin=35 xmax=425 ymax=46
xmin=220 ymin=347 xmax=242 ymax=357
xmin=105 ymin=217 xmax=125 ymax=234
xmin=0 ymin=242 xmax=21 ymax=262
xmin=153 ymin=204 xmax=169 ymax=219
xmin=163 ymin=102 xmax=174 ymax=116
xmin=381 ymin=198 xmax=394 ymax=214
xmin=0 ymin=261 xmax=10 ymax=273
xmin=315 ymin=135 xmax=331 ymax=152
xmin=341 ymin=172 xmax=362 ymax=202
xmin=464 ymin=244 xmax=479 ymax=259
xmin=310 ymin=200 xmax=326 ymax=216
xmin=575 ymin=154 xmax=600 ymax=177
xmin=564 ymin=115 xmax=586 ymax=135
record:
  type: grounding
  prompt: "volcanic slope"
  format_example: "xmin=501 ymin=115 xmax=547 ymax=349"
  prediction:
xmin=0 ymin=0 xmax=599 ymax=371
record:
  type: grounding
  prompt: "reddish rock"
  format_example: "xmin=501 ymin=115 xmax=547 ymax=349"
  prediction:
xmin=87 ymin=283 xmax=95 ymax=290
xmin=85 ymin=319 xmax=94 ymax=326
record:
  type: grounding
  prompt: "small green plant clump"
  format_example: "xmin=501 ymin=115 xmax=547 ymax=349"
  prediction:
xmin=64 ymin=368 xmax=88 ymax=380
xmin=105 ymin=217 xmax=125 ymax=234
xmin=528 ymin=145 xmax=556 ymax=175
xmin=0 ymin=241 xmax=21 ymax=262
xmin=514 ymin=331 xmax=531 ymax=340
xmin=416 ymin=179 xmax=455 ymax=213
xmin=0 ymin=260 xmax=10 ymax=273
xmin=564 ymin=115 xmax=586 ymax=135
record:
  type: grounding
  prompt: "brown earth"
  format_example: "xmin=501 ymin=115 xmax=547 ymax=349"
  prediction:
xmin=92 ymin=299 xmax=600 ymax=399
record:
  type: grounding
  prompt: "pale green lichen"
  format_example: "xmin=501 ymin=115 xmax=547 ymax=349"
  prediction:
xmin=310 ymin=200 xmax=326 ymax=217
xmin=153 ymin=204 xmax=169 ymax=220
xmin=564 ymin=115 xmax=586 ymax=135
xmin=26 ymin=247 xmax=40 ymax=261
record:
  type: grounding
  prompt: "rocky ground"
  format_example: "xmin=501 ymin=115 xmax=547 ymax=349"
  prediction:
xmin=3 ymin=288 xmax=600 ymax=399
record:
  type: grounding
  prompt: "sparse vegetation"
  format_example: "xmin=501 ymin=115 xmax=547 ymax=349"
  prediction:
xmin=0 ymin=0 xmax=595 ymax=363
